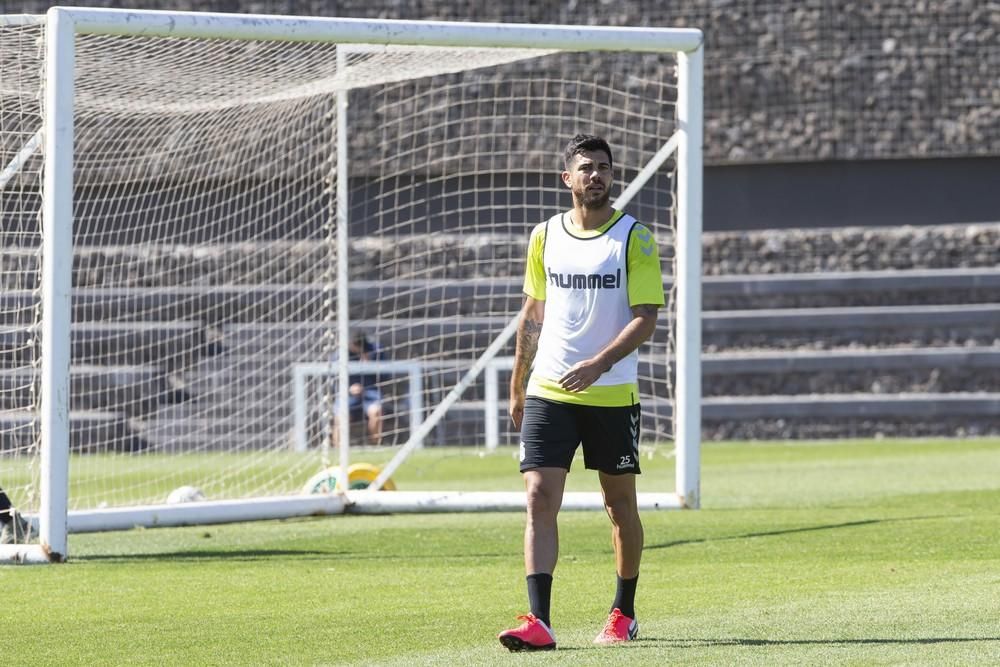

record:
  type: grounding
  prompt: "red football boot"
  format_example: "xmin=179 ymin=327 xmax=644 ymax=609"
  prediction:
xmin=498 ymin=613 xmax=556 ymax=651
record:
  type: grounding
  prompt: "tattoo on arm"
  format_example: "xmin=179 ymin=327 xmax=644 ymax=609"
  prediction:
xmin=515 ymin=318 xmax=542 ymax=390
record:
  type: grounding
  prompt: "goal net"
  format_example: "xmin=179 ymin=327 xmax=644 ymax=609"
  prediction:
xmin=0 ymin=9 xmax=702 ymax=562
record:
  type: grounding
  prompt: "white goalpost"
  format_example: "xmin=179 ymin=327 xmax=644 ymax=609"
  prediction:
xmin=0 ymin=8 xmax=702 ymax=564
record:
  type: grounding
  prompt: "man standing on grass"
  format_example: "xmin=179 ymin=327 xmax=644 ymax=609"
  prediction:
xmin=498 ymin=134 xmax=665 ymax=651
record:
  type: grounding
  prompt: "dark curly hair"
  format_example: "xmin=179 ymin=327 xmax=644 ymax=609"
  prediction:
xmin=563 ymin=134 xmax=613 ymax=170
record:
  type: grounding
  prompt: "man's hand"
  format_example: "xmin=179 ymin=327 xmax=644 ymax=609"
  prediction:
xmin=558 ymin=358 xmax=608 ymax=393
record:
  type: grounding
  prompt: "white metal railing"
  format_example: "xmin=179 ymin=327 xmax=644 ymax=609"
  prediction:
xmin=292 ymin=357 xmax=516 ymax=452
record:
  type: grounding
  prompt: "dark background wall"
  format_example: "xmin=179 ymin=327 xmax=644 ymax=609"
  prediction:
xmin=706 ymin=157 xmax=1000 ymax=231
xmin=4 ymin=0 xmax=998 ymax=230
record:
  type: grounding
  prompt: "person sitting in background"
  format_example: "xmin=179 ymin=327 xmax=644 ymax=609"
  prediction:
xmin=0 ymin=485 xmax=32 ymax=545
xmin=332 ymin=332 xmax=385 ymax=446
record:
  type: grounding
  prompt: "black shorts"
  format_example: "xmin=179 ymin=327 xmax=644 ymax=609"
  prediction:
xmin=519 ymin=397 xmax=641 ymax=475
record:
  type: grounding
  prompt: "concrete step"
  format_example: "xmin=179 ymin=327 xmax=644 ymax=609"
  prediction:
xmin=0 ymin=321 xmax=215 ymax=368
xmin=0 ymin=409 xmax=148 ymax=453
xmin=4 ymin=268 xmax=1000 ymax=325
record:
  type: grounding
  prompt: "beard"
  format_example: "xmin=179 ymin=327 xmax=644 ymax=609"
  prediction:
xmin=578 ymin=186 xmax=611 ymax=210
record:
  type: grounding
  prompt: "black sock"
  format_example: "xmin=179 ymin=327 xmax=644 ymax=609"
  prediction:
xmin=526 ymin=573 xmax=553 ymax=628
xmin=611 ymin=574 xmax=639 ymax=619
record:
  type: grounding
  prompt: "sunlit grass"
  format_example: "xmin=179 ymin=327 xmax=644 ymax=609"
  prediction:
xmin=4 ymin=438 xmax=1000 ymax=666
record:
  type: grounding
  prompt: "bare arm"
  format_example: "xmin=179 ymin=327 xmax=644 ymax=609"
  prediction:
xmin=558 ymin=303 xmax=659 ymax=393
xmin=509 ymin=295 xmax=545 ymax=430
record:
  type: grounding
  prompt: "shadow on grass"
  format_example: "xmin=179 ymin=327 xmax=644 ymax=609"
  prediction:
xmin=77 ymin=516 xmax=953 ymax=563
xmin=515 ymin=635 xmax=1000 ymax=655
xmin=635 ymin=636 xmax=1000 ymax=647
xmin=76 ymin=548 xmax=518 ymax=563
xmin=76 ymin=549 xmax=345 ymax=562
xmin=645 ymin=516 xmax=946 ymax=550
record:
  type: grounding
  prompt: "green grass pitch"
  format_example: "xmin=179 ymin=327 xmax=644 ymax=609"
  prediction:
xmin=4 ymin=438 xmax=1000 ymax=666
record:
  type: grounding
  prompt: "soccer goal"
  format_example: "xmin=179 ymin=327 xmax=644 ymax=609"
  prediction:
xmin=0 ymin=8 xmax=702 ymax=563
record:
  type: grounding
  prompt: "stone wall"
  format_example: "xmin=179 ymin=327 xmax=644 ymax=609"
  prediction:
xmin=8 ymin=0 xmax=998 ymax=166
xmin=46 ymin=221 xmax=999 ymax=287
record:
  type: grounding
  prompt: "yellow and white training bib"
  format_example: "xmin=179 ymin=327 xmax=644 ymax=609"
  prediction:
xmin=522 ymin=209 xmax=665 ymax=407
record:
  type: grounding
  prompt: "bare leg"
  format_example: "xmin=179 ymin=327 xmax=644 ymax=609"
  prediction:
xmin=329 ymin=418 xmax=339 ymax=448
xmin=523 ymin=467 xmax=567 ymax=575
xmin=365 ymin=403 xmax=383 ymax=445
xmin=598 ymin=472 xmax=643 ymax=578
